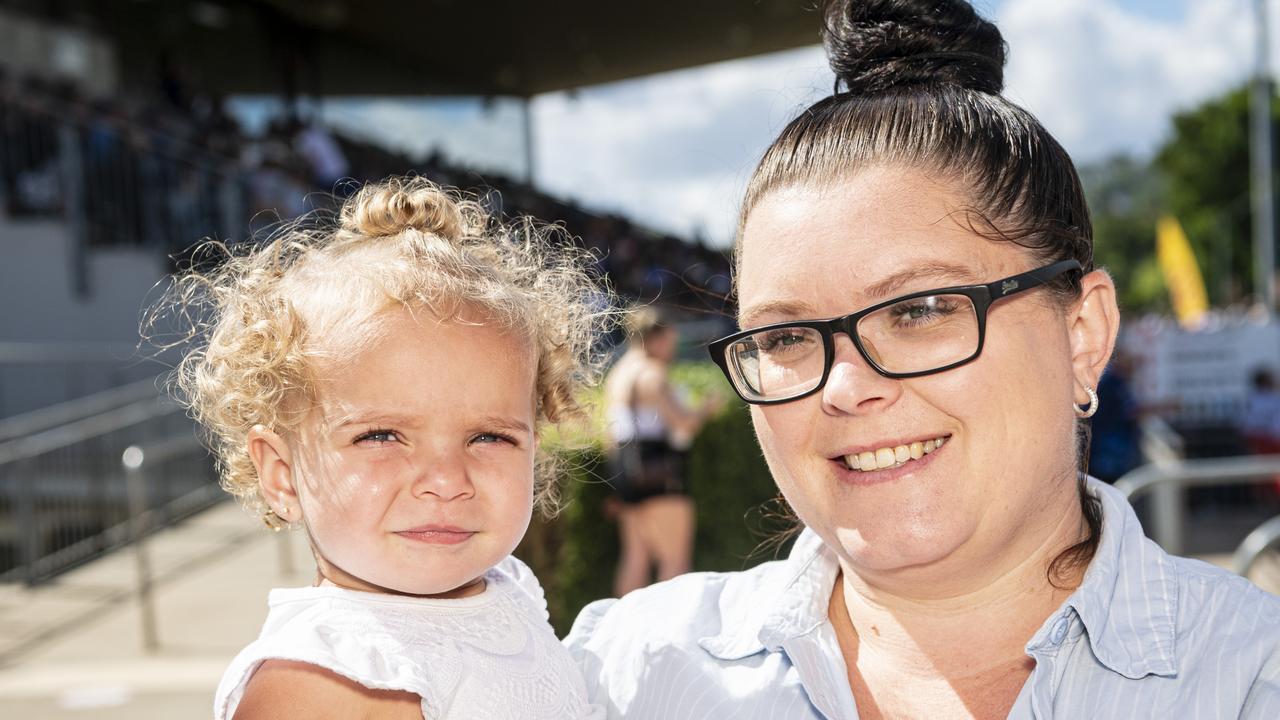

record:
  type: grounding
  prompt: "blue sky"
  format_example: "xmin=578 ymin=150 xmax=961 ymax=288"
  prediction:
xmin=286 ymin=0 xmax=1263 ymax=247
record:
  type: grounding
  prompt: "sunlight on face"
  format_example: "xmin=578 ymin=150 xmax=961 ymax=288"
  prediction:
xmin=291 ymin=306 xmax=537 ymax=596
xmin=737 ymin=167 xmax=1080 ymax=582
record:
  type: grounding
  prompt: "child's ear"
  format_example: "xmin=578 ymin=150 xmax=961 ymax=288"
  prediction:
xmin=248 ymin=425 xmax=299 ymax=522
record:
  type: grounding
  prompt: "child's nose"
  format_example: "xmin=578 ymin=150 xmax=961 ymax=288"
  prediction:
xmin=410 ymin=455 xmax=475 ymax=501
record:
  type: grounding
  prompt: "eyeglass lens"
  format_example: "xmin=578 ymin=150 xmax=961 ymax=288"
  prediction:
xmin=729 ymin=293 xmax=980 ymax=400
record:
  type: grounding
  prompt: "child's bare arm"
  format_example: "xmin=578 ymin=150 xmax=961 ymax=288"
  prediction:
xmin=232 ymin=659 xmax=422 ymax=720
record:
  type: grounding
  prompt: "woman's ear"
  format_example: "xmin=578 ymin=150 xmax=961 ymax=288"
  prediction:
xmin=248 ymin=425 xmax=299 ymax=521
xmin=1067 ymin=269 xmax=1121 ymax=403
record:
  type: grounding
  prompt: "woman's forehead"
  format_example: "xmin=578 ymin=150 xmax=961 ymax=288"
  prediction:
xmin=735 ymin=171 xmax=1027 ymax=323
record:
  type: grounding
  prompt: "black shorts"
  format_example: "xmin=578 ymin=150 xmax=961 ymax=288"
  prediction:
xmin=609 ymin=439 xmax=690 ymax=505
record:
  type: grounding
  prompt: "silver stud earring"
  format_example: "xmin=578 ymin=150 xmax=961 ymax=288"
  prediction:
xmin=1075 ymin=384 xmax=1099 ymax=419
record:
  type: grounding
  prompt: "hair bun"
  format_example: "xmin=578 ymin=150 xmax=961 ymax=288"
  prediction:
xmin=823 ymin=0 xmax=1006 ymax=96
xmin=339 ymin=177 xmax=468 ymax=240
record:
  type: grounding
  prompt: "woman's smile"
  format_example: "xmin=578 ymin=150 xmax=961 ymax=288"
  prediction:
xmin=828 ymin=434 xmax=950 ymax=486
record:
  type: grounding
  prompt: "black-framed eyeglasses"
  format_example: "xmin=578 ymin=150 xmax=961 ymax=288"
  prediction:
xmin=707 ymin=259 xmax=1083 ymax=405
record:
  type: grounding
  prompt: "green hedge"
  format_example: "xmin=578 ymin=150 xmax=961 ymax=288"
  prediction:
xmin=517 ymin=362 xmax=795 ymax=636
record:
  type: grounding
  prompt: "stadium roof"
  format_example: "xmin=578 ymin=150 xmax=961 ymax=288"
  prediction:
xmin=87 ymin=0 xmax=824 ymax=97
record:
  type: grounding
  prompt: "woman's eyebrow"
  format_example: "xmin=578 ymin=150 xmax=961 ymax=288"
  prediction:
xmin=740 ymin=262 xmax=984 ymax=325
xmin=739 ymin=299 xmax=815 ymax=326
xmin=863 ymin=261 xmax=983 ymax=300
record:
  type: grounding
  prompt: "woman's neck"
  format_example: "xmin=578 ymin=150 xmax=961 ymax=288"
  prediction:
xmin=832 ymin=489 xmax=1088 ymax=681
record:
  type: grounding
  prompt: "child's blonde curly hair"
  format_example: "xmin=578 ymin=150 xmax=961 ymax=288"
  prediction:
xmin=155 ymin=176 xmax=610 ymax=527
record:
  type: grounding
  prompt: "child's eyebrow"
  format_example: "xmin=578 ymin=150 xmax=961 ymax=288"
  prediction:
xmin=330 ymin=412 xmax=422 ymax=430
xmin=478 ymin=416 xmax=533 ymax=435
xmin=327 ymin=413 xmax=532 ymax=435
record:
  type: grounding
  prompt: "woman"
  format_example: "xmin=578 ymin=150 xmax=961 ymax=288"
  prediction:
xmin=566 ymin=1 xmax=1280 ymax=717
xmin=603 ymin=308 xmax=719 ymax=596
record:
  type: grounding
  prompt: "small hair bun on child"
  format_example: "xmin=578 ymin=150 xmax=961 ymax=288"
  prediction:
xmin=822 ymin=0 xmax=1006 ymax=96
xmin=338 ymin=177 xmax=472 ymax=241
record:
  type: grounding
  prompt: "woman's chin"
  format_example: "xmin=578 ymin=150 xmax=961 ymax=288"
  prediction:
xmin=830 ymin=522 xmax=971 ymax=576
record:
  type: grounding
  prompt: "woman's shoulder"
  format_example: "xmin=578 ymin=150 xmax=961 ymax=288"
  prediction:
xmin=1094 ymin=480 xmax=1280 ymax=645
xmin=1167 ymin=553 xmax=1280 ymax=649
xmin=1120 ymin=554 xmax=1280 ymax=713
xmin=1089 ymin=481 xmax=1280 ymax=674
xmin=565 ymin=549 xmax=806 ymax=659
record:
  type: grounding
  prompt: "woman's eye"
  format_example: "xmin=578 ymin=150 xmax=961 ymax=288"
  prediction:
xmin=893 ymin=297 xmax=957 ymax=322
xmin=760 ymin=330 xmax=809 ymax=351
xmin=355 ymin=429 xmax=400 ymax=445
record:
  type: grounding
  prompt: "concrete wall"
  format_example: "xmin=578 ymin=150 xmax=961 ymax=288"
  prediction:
xmin=0 ymin=215 xmax=166 ymax=417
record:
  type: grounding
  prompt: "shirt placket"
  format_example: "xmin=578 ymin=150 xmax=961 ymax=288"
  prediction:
xmin=779 ymin=624 xmax=860 ymax=720
xmin=1019 ymin=613 xmax=1075 ymax=719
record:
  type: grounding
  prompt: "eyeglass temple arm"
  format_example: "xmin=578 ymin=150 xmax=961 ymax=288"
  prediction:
xmin=986 ymin=259 xmax=1083 ymax=299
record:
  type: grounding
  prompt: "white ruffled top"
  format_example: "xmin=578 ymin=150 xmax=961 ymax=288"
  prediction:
xmin=214 ymin=556 xmax=603 ymax=720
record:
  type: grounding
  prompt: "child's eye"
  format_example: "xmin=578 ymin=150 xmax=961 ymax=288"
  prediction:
xmin=355 ymin=429 xmax=400 ymax=445
xmin=471 ymin=432 xmax=517 ymax=446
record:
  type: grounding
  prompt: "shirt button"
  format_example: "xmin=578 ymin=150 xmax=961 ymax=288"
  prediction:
xmin=1049 ymin=616 xmax=1070 ymax=645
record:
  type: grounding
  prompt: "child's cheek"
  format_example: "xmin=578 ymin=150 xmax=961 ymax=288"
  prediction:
xmin=345 ymin=453 xmax=416 ymax=506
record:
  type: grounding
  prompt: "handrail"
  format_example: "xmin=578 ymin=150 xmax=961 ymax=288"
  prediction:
xmin=1114 ymin=455 xmax=1280 ymax=499
xmin=1138 ymin=415 xmax=1184 ymax=465
xmin=0 ymin=375 xmax=164 ymax=443
xmin=1115 ymin=455 xmax=1280 ymax=562
xmin=0 ymin=341 xmax=144 ymax=363
xmin=0 ymin=394 xmax=181 ymax=466
xmin=1234 ymin=516 xmax=1280 ymax=576
xmin=123 ymin=433 xmax=204 ymax=469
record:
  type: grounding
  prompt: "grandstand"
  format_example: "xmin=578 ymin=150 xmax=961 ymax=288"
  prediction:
xmin=0 ymin=1 xmax=790 ymax=418
xmin=0 ymin=0 xmax=797 ymax=596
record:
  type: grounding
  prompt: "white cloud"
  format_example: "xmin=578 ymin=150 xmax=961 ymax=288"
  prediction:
xmin=533 ymin=47 xmax=833 ymax=247
xmin=322 ymin=97 xmax=528 ymax=178
xmin=999 ymin=0 xmax=1253 ymax=162
xmin=528 ymin=0 xmax=1274 ymax=247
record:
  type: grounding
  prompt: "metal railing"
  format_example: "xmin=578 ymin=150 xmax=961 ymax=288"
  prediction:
xmin=1234 ymin=515 xmax=1280 ymax=576
xmin=0 ymin=384 xmax=217 ymax=584
xmin=1115 ymin=455 xmax=1280 ymax=574
xmin=0 ymin=343 xmax=166 ymax=421
xmin=0 ymin=373 xmax=162 ymax=443
xmin=120 ymin=434 xmax=211 ymax=650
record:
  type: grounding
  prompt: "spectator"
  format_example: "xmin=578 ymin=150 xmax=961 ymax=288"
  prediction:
xmin=1088 ymin=353 xmax=1143 ymax=483
xmin=293 ymin=120 xmax=349 ymax=191
xmin=1243 ymin=367 xmax=1280 ymax=455
xmin=603 ymin=307 xmax=723 ymax=596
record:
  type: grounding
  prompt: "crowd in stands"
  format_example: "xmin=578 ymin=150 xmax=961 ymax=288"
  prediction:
xmin=0 ymin=68 xmax=732 ymax=311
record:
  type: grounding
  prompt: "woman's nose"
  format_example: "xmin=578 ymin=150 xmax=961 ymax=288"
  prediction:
xmin=411 ymin=453 xmax=475 ymax=501
xmin=821 ymin=334 xmax=902 ymax=415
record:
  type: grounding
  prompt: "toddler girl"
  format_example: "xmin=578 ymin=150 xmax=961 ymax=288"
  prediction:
xmin=165 ymin=177 xmax=606 ymax=719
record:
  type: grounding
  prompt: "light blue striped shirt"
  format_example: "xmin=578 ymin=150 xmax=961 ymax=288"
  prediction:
xmin=565 ymin=480 xmax=1280 ymax=718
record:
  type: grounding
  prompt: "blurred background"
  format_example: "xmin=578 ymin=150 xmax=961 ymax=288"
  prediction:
xmin=0 ymin=0 xmax=1279 ymax=717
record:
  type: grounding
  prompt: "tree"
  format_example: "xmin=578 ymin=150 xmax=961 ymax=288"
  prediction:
xmin=1154 ymin=86 xmax=1270 ymax=306
xmin=1080 ymin=154 xmax=1168 ymax=313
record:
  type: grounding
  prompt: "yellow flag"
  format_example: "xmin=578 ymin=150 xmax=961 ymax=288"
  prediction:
xmin=1156 ymin=215 xmax=1208 ymax=328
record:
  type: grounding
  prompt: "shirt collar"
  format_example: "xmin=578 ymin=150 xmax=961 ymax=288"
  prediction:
xmin=700 ymin=478 xmax=1182 ymax=678
xmin=1032 ymin=478 xmax=1179 ymax=679
xmin=697 ymin=527 xmax=838 ymax=660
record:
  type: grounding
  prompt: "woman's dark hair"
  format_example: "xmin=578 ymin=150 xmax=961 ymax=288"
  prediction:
xmin=739 ymin=0 xmax=1102 ymax=584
